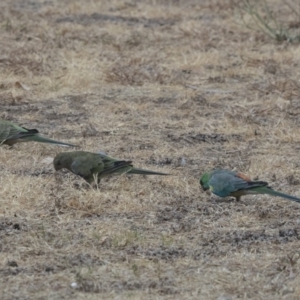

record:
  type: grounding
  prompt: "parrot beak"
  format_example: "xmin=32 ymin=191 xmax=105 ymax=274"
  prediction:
xmin=200 ymin=184 xmax=209 ymax=192
xmin=53 ymin=160 xmax=61 ymax=171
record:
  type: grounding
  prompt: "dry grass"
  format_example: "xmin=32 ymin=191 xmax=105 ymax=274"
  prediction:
xmin=1 ymin=0 xmax=300 ymax=299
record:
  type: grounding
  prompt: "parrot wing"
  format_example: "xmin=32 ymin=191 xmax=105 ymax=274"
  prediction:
xmin=0 ymin=119 xmax=77 ymax=147
xmin=0 ymin=122 xmax=29 ymax=143
xmin=93 ymin=153 xmax=133 ymax=176
xmin=209 ymin=170 xmax=267 ymax=197
xmin=0 ymin=125 xmax=14 ymax=144
xmin=100 ymin=156 xmax=133 ymax=176
xmin=97 ymin=154 xmax=167 ymax=176
xmin=71 ymin=155 xmax=104 ymax=178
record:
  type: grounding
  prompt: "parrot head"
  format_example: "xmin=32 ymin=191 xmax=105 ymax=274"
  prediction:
xmin=199 ymin=172 xmax=210 ymax=191
xmin=53 ymin=152 xmax=71 ymax=171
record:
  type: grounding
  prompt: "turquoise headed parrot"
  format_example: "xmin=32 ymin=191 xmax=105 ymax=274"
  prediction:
xmin=53 ymin=151 xmax=170 ymax=184
xmin=200 ymin=169 xmax=300 ymax=203
xmin=0 ymin=118 xmax=77 ymax=147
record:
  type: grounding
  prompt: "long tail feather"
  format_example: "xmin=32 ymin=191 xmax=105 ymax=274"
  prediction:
xmin=258 ymin=186 xmax=300 ymax=203
xmin=127 ymin=168 xmax=170 ymax=176
xmin=27 ymin=134 xmax=78 ymax=147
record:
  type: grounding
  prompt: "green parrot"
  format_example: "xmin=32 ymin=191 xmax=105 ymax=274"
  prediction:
xmin=200 ymin=169 xmax=300 ymax=203
xmin=0 ymin=118 xmax=77 ymax=147
xmin=53 ymin=151 xmax=170 ymax=184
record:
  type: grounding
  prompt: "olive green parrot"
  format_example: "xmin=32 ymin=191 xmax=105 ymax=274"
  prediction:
xmin=53 ymin=151 xmax=170 ymax=184
xmin=200 ymin=169 xmax=300 ymax=203
xmin=0 ymin=118 xmax=77 ymax=147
